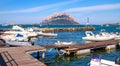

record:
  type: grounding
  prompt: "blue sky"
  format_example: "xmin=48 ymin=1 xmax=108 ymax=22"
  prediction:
xmin=0 ymin=0 xmax=120 ymax=24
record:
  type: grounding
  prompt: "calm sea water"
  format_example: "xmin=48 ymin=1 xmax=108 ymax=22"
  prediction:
xmin=0 ymin=25 xmax=120 ymax=66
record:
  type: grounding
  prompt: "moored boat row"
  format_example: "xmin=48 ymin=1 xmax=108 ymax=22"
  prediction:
xmin=0 ymin=25 xmax=57 ymax=46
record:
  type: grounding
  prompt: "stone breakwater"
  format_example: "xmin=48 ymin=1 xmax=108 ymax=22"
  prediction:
xmin=36 ymin=26 xmax=95 ymax=32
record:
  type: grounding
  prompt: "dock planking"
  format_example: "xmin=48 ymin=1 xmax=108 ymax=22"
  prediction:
xmin=0 ymin=46 xmax=46 ymax=66
xmin=43 ymin=39 xmax=120 ymax=53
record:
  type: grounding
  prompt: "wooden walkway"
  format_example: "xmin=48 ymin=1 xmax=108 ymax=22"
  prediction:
xmin=63 ymin=40 xmax=120 ymax=51
xmin=43 ymin=39 xmax=120 ymax=54
xmin=44 ymin=40 xmax=120 ymax=49
xmin=0 ymin=46 xmax=46 ymax=66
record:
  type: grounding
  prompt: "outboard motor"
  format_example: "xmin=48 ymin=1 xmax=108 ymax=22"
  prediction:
xmin=115 ymin=57 xmax=120 ymax=65
xmin=28 ymin=36 xmax=38 ymax=45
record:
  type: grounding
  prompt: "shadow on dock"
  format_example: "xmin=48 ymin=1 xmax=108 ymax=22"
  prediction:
xmin=0 ymin=51 xmax=18 ymax=66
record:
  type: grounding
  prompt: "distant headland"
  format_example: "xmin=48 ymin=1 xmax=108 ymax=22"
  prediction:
xmin=103 ymin=22 xmax=120 ymax=26
xmin=40 ymin=12 xmax=80 ymax=25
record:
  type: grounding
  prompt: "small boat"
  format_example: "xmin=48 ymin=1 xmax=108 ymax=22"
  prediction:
xmin=90 ymin=54 xmax=120 ymax=66
xmin=55 ymin=41 xmax=74 ymax=45
xmin=82 ymin=31 xmax=114 ymax=42
xmin=25 ymin=26 xmax=57 ymax=37
xmin=54 ymin=41 xmax=75 ymax=55
xmin=2 ymin=23 xmax=8 ymax=26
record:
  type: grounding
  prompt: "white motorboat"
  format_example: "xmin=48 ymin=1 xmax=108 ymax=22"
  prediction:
xmin=55 ymin=41 xmax=74 ymax=45
xmin=0 ymin=34 xmax=32 ymax=46
xmin=82 ymin=31 xmax=115 ymax=42
xmin=40 ymin=32 xmax=57 ymax=37
xmin=54 ymin=41 xmax=75 ymax=55
xmin=33 ymin=30 xmax=57 ymax=37
xmin=24 ymin=26 xmax=57 ymax=37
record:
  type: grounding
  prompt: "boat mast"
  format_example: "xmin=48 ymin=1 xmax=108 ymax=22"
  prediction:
xmin=87 ymin=17 xmax=89 ymax=25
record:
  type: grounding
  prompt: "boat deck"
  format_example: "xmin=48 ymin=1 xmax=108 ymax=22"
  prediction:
xmin=0 ymin=46 xmax=46 ymax=66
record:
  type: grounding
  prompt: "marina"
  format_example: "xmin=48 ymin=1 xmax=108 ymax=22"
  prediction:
xmin=0 ymin=0 xmax=120 ymax=66
xmin=0 ymin=25 xmax=120 ymax=66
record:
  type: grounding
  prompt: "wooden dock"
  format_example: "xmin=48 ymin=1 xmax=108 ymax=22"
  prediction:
xmin=0 ymin=46 xmax=46 ymax=66
xmin=43 ymin=39 xmax=120 ymax=55
xmin=0 ymin=39 xmax=120 ymax=66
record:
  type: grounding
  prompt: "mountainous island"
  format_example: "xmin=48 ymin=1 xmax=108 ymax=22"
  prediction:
xmin=40 ymin=13 xmax=80 ymax=25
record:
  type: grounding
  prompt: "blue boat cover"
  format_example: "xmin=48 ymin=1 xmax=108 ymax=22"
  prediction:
xmin=16 ymin=33 xmax=23 ymax=37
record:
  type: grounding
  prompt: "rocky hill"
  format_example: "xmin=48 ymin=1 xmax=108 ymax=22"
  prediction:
xmin=40 ymin=13 xmax=79 ymax=25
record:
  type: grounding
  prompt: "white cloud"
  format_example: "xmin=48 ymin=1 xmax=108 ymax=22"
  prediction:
xmin=65 ymin=3 xmax=120 ymax=12
xmin=0 ymin=0 xmax=78 ymax=14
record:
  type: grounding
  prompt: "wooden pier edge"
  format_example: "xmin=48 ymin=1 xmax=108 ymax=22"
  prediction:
xmin=43 ymin=39 xmax=120 ymax=55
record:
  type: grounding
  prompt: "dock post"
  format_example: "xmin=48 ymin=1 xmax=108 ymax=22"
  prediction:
xmin=37 ymin=51 xmax=40 ymax=60
xmin=42 ymin=51 xmax=45 ymax=59
xmin=75 ymin=49 xmax=90 ymax=55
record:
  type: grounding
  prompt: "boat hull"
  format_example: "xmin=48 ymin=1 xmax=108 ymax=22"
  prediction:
xmin=82 ymin=37 xmax=114 ymax=42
